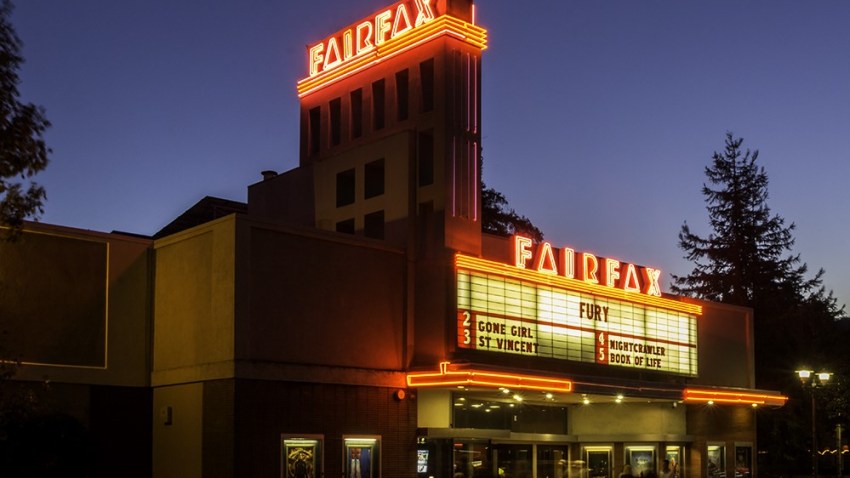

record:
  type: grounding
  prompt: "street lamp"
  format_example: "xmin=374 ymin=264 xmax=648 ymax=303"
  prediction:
xmin=797 ymin=370 xmax=832 ymax=478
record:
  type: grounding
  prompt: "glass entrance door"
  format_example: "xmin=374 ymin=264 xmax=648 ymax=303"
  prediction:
xmin=493 ymin=444 xmax=534 ymax=478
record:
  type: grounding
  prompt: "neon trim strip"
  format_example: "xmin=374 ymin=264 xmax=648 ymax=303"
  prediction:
xmin=456 ymin=254 xmax=703 ymax=315
xmin=407 ymin=361 xmax=573 ymax=392
xmin=298 ymin=15 xmax=487 ymax=97
xmin=683 ymin=388 xmax=787 ymax=406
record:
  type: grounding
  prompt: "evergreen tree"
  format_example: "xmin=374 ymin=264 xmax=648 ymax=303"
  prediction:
xmin=673 ymin=132 xmax=847 ymax=475
xmin=0 ymin=0 xmax=50 ymax=237
xmin=672 ymin=132 xmax=810 ymax=306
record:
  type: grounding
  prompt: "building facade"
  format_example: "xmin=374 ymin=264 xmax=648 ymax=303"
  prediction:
xmin=1 ymin=0 xmax=786 ymax=477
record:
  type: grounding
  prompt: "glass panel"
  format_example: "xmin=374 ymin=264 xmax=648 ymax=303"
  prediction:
xmin=734 ymin=446 xmax=751 ymax=478
xmin=453 ymin=439 xmax=491 ymax=478
xmin=493 ymin=444 xmax=533 ymax=478
xmin=626 ymin=446 xmax=655 ymax=477
xmin=537 ymin=445 xmax=569 ymax=478
xmin=585 ymin=448 xmax=611 ymax=478
xmin=707 ymin=444 xmax=725 ymax=478
xmin=664 ymin=446 xmax=682 ymax=478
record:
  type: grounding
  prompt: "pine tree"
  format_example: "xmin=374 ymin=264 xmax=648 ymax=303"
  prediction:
xmin=673 ymin=132 xmax=848 ymax=474
xmin=672 ymin=132 xmax=811 ymax=307
xmin=0 ymin=0 xmax=50 ymax=236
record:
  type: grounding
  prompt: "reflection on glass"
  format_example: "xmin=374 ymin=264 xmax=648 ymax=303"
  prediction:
xmin=493 ymin=444 xmax=533 ymax=478
xmin=735 ymin=446 xmax=751 ymax=478
xmin=707 ymin=445 xmax=725 ymax=478
xmin=586 ymin=448 xmax=611 ymax=478
xmin=453 ymin=439 xmax=490 ymax=478
xmin=537 ymin=445 xmax=569 ymax=478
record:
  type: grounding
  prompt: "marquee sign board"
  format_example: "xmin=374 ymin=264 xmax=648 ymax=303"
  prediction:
xmin=456 ymin=237 xmax=701 ymax=376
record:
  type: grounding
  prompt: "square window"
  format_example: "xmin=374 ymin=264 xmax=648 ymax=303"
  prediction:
xmin=330 ymin=98 xmax=341 ymax=146
xmin=336 ymin=169 xmax=355 ymax=207
xmin=372 ymin=79 xmax=385 ymax=130
xmin=336 ymin=218 xmax=355 ymax=234
xmin=365 ymin=159 xmax=385 ymax=199
xmin=364 ymin=210 xmax=384 ymax=240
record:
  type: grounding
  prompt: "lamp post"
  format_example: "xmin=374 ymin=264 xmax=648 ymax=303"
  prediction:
xmin=797 ymin=370 xmax=832 ymax=478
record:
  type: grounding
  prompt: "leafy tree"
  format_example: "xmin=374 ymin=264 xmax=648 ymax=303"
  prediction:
xmin=481 ymin=183 xmax=543 ymax=242
xmin=0 ymin=0 xmax=50 ymax=236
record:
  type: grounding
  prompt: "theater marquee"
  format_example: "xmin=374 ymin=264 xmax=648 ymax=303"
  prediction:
xmin=456 ymin=236 xmax=702 ymax=376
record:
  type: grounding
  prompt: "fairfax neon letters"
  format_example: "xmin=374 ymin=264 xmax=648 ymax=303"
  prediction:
xmin=512 ymin=235 xmax=663 ymax=297
xmin=308 ymin=0 xmax=437 ymax=77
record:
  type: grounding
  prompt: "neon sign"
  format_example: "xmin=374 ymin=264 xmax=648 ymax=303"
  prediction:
xmin=297 ymin=1 xmax=486 ymax=97
xmin=307 ymin=0 xmax=437 ymax=78
xmin=513 ymin=235 xmax=662 ymax=297
xmin=455 ymin=250 xmax=701 ymax=376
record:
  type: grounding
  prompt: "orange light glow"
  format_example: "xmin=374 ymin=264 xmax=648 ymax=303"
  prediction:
xmin=298 ymin=14 xmax=487 ymax=97
xmin=622 ymin=263 xmax=641 ymax=293
xmin=514 ymin=235 xmax=533 ymax=269
xmin=683 ymin=388 xmax=787 ymax=407
xmin=581 ymin=253 xmax=599 ymax=284
xmin=511 ymin=235 xmax=666 ymax=298
xmin=559 ymin=247 xmax=575 ymax=279
xmin=604 ymin=258 xmax=620 ymax=288
xmin=456 ymin=254 xmax=702 ymax=315
xmin=535 ymin=241 xmax=558 ymax=275
xmin=406 ymin=361 xmax=573 ymax=392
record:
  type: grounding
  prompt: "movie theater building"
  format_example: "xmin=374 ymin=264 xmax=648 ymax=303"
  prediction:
xmin=1 ymin=0 xmax=787 ymax=477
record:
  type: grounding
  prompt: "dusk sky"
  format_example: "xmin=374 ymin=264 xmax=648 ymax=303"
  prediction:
xmin=12 ymin=0 xmax=850 ymax=309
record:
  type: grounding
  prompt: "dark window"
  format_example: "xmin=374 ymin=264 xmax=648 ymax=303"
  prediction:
xmin=396 ymin=69 xmax=409 ymax=121
xmin=372 ymin=79 xmax=385 ymax=130
xmin=309 ymin=106 xmax=321 ymax=155
xmin=418 ymin=130 xmax=434 ymax=186
xmin=329 ymin=98 xmax=341 ymax=146
xmin=336 ymin=218 xmax=355 ymax=234
xmin=364 ymin=210 xmax=385 ymax=240
xmin=420 ymin=58 xmax=434 ymax=113
xmin=350 ymin=89 xmax=363 ymax=139
xmin=365 ymin=158 xmax=385 ymax=199
xmin=336 ymin=169 xmax=355 ymax=207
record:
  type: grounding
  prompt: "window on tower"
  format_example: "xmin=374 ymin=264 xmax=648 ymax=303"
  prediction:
xmin=418 ymin=130 xmax=434 ymax=186
xmin=350 ymin=88 xmax=363 ymax=139
xmin=309 ymin=106 xmax=321 ymax=155
xmin=420 ymin=58 xmax=434 ymax=113
xmin=372 ymin=79 xmax=385 ymax=130
xmin=396 ymin=69 xmax=409 ymax=121
xmin=365 ymin=158 xmax=385 ymax=199
xmin=336 ymin=168 xmax=355 ymax=207
xmin=330 ymin=97 xmax=341 ymax=146
xmin=364 ymin=210 xmax=385 ymax=240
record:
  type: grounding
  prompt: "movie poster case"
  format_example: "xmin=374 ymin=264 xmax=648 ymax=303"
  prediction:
xmin=281 ymin=434 xmax=324 ymax=478
xmin=343 ymin=436 xmax=381 ymax=478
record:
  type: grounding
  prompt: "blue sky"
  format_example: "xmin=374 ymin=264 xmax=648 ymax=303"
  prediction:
xmin=12 ymin=0 xmax=850 ymax=308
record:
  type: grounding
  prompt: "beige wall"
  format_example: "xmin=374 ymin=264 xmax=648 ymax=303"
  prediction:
xmin=2 ymin=223 xmax=151 ymax=387
xmin=152 ymin=382 xmax=203 ymax=478
xmin=571 ymin=402 xmax=687 ymax=438
xmin=153 ymin=216 xmax=236 ymax=386
xmin=237 ymin=219 xmax=407 ymax=371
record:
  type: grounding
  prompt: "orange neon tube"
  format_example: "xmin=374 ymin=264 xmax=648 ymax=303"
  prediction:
xmin=683 ymin=388 xmax=787 ymax=406
xmin=406 ymin=362 xmax=573 ymax=392
xmin=298 ymin=15 xmax=487 ymax=97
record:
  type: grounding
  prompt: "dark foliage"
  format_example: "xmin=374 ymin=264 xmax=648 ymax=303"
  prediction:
xmin=673 ymin=132 xmax=847 ymax=474
xmin=481 ymin=184 xmax=543 ymax=242
xmin=0 ymin=0 xmax=50 ymax=237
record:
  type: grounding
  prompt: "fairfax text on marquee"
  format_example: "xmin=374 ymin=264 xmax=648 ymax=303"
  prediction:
xmin=455 ymin=236 xmax=701 ymax=376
